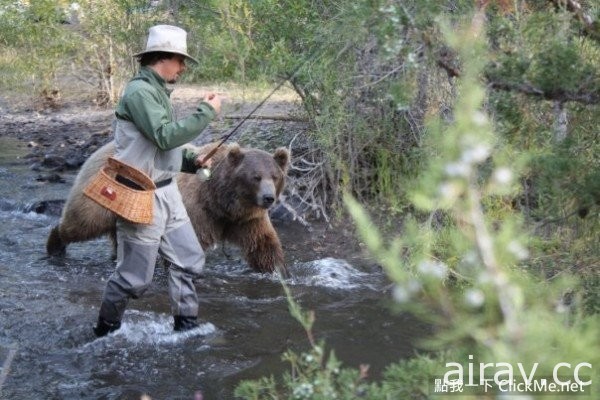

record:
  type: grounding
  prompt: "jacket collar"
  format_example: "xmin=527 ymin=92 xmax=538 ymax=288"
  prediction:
xmin=135 ymin=66 xmax=173 ymax=96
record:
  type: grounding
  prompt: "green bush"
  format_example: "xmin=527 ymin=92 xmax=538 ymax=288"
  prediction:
xmin=234 ymin=10 xmax=599 ymax=399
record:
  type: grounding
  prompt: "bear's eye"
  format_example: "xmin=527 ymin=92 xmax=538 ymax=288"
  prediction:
xmin=253 ymin=175 xmax=262 ymax=182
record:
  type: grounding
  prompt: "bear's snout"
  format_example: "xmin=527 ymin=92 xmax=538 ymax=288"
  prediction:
xmin=257 ymin=191 xmax=276 ymax=208
xmin=257 ymin=179 xmax=277 ymax=208
xmin=262 ymin=194 xmax=275 ymax=207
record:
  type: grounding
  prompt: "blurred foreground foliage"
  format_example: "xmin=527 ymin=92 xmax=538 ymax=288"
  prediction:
xmin=235 ymin=3 xmax=599 ymax=398
xmin=1 ymin=1 xmax=597 ymax=398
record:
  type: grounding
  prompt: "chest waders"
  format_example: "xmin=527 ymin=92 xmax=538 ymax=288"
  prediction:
xmin=94 ymin=120 xmax=205 ymax=336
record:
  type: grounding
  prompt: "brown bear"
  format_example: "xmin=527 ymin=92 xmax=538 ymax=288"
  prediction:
xmin=46 ymin=141 xmax=290 ymax=273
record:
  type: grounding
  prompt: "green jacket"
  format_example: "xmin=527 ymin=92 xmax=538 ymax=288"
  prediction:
xmin=115 ymin=66 xmax=216 ymax=172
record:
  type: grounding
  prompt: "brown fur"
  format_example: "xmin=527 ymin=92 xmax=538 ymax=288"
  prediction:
xmin=46 ymin=141 xmax=290 ymax=273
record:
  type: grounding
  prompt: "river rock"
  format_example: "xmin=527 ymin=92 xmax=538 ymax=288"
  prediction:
xmin=24 ymin=199 xmax=65 ymax=216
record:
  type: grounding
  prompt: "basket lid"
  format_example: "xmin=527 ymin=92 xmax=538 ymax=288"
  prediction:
xmin=106 ymin=157 xmax=156 ymax=190
xmin=84 ymin=163 xmax=155 ymax=224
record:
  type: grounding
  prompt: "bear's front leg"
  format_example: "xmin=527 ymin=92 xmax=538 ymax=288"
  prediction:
xmin=246 ymin=232 xmax=286 ymax=274
xmin=232 ymin=218 xmax=286 ymax=274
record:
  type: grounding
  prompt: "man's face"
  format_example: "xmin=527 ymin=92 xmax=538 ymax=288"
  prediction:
xmin=160 ymin=55 xmax=187 ymax=84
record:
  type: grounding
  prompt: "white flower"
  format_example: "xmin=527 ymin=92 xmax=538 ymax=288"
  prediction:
xmin=464 ymin=288 xmax=485 ymax=307
xmin=438 ymin=182 xmax=462 ymax=202
xmin=508 ymin=240 xmax=529 ymax=260
xmin=293 ymin=383 xmax=314 ymax=399
xmin=463 ymin=251 xmax=479 ymax=265
xmin=555 ymin=301 xmax=568 ymax=314
xmin=493 ymin=167 xmax=513 ymax=186
xmin=461 ymin=144 xmax=490 ymax=164
xmin=393 ymin=286 xmax=411 ymax=303
xmin=472 ymin=111 xmax=488 ymax=126
xmin=392 ymin=279 xmax=421 ymax=303
xmin=445 ymin=162 xmax=471 ymax=177
xmin=417 ymin=260 xmax=448 ymax=279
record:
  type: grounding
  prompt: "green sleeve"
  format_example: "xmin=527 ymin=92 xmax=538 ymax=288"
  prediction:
xmin=122 ymin=88 xmax=216 ymax=151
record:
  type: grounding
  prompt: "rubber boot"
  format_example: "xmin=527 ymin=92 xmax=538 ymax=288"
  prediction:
xmin=93 ymin=317 xmax=121 ymax=337
xmin=173 ymin=315 xmax=199 ymax=332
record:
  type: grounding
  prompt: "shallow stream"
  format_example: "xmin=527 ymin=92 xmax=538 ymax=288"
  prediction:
xmin=0 ymin=137 xmax=426 ymax=399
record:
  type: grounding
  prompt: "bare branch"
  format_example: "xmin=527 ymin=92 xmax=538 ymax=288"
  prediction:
xmin=486 ymin=79 xmax=600 ymax=105
xmin=435 ymin=56 xmax=599 ymax=105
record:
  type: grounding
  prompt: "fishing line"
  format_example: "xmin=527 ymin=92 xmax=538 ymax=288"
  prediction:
xmin=198 ymin=49 xmax=322 ymax=167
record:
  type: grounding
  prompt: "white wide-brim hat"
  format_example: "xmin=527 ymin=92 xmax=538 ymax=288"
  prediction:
xmin=133 ymin=25 xmax=198 ymax=64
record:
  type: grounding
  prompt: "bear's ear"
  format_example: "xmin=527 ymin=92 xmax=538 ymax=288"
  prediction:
xmin=227 ymin=143 xmax=245 ymax=167
xmin=273 ymin=147 xmax=290 ymax=174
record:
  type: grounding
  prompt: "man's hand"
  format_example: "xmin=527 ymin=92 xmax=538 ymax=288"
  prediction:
xmin=195 ymin=153 xmax=213 ymax=169
xmin=202 ymin=92 xmax=222 ymax=115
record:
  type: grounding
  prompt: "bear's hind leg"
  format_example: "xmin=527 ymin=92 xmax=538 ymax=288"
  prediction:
xmin=108 ymin=227 xmax=117 ymax=259
xmin=46 ymin=225 xmax=66 ymax=256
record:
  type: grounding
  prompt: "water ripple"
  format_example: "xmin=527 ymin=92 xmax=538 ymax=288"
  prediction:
xmin=81 ymin=311 xmax=217 ymax=349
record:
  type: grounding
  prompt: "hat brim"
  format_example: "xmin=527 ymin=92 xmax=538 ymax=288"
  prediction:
xmin=133 ymin=49 xmax=199 ymax=65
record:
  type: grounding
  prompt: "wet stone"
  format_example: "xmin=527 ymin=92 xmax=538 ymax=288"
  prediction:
xmin=42 ymin=154 xmax=67 ymax=169
xmin=24 ymin=199 xmax=65 ymax=216
xmin=36 ymin=173 xmax=66 ymax=184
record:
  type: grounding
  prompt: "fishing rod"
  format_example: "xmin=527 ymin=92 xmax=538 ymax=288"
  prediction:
xmin=198 ymin=54 xmax=316 ymax=169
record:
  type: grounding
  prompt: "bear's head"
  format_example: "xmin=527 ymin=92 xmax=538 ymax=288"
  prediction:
xmin=223 ymin=144 xmax=290 ymax=210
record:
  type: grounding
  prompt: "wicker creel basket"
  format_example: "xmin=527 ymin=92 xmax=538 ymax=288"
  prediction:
xmin=83 ymin=157 xmax=156 ymax=224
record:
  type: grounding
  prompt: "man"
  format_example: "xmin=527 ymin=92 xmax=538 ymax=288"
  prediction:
xmin=93 ymin=25 xmax=222 ymax=337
